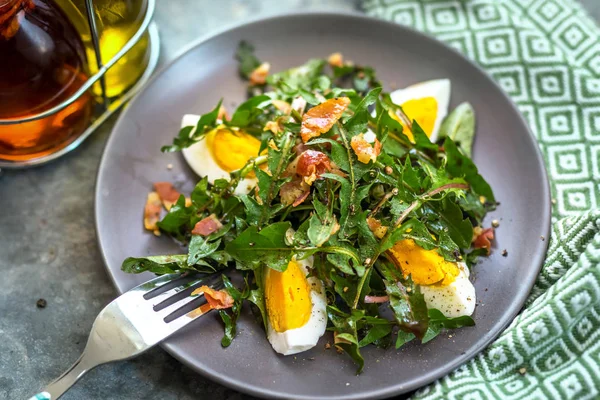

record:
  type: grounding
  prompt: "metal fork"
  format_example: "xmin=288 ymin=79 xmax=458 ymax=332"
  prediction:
xmin=29 ymin=272 xmax=224 ymax=400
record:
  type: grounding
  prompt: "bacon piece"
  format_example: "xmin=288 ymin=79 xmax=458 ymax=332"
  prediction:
xmin=280 ymin=178 xmax=311 ymax=207
xmin=473 ymin=226 xmax=494 ymax=255
xmin=328 ymin=52 xmax=344 ymax=67
xmin=272 ymin=100 xmax=292 ymax=114
xmin=249 ymin=62 xmax=270 ymax=85
xmin=144 ymin=192 xmax=162 ymax=236
xmin=351 ymin=133 xmax=382 ymax=164
xmin=191 ymin=214 xmax=223 ymax=236
xmin=153 ymin=182 xmax=181 ymax=210
xmin=364 ymin=295 xmax=390 ymax=304
xmin=192 ymin=286 xmax=234 ymax=310
xmin=296 ymin=150 xmax=332 ymax=185
xmin=366 ymin=217 xmax=388 ymax=239
xmin=300 ymin=97 xmax=351 ymax=143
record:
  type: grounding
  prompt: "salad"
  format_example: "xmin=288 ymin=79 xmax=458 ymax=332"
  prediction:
xmin=122 ymin=42 xmax=497 ymax=372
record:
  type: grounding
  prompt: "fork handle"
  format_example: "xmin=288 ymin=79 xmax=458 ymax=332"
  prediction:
xmin=30 ymin=353 xmax=98 ymax=400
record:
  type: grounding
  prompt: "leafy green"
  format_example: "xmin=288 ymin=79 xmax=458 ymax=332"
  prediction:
xmin=439 ymin=102 xmax=476 ymax=157
xmin=444 ymin=137 xmax=495 ymax=202
xmin=122 ymin=44 xmax=497 ymax=368
xmin=328 ymin=306 xmax=365 ymax=373
xmin=225 ymin=222 xmax=293 ymax=271
xmin=161 ymin=100 xmax=222 ymax=152
xmin=229 ymin=95 xmax=271 ymax=127
xmin=422 ymin=309 xmax=475 ymax=344
xmin=156 ymin=195 xmax=195 ymax=240
xmin=236 ymin=41 xmax=262 ymax=79
xmin=219 ymin=275 xmax=245 ymax=347
xmin=187 ymin=236 xmax=221 ymax=265
xmin=267 ymin=59 xmax=325 ymax=92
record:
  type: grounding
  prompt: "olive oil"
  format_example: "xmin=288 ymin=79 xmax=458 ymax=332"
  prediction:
xmin=56 ymin=0 xmax=150 ymax=98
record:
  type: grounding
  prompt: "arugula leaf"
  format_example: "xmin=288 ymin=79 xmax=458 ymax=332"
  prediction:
xmin=396 ymin=330 xmax=416 ymax=349
xmin=187 ymin=236 xmax=221 ymax=265
xmin=429 ymin=197 xmax=473 ymax=249
xmin=229 ymin=95 xmax=271 ymax=127
xmin=344 ymin=87 xmax=382 ymax=137
xmin=327 ymin=306 xmax=365 ymax=373
xmin=412 ymin=120 xmax=439 ymax=153
xmin=421 ymin=308 xmax=475 ymax=344
xmin=358 ymin=316 xmax=393 ymax=348
xmin=438 ymin=102 xmax=475 ymax=157
xmin=267 ymin=59 xmax=325 ymax=91
xmin=236 ymin=41 xmax=262 ymax=79
xmin=161 ymin=100 xmax=222 ymax=152
xmin=444 ymin=137 xmax=495 ymax=202
xmin=157 ymin=195 xmax=195 ymax=240
xmin=121 ymin=255 xmax=189 ymax=274
xmin=378 ymin=263 xmax=429 ymax=340
xmin=307 ymin=199 xmax=339 ymax=247
xmin=225 ymin=222 xmax=293 ymax=271
xmin=219 ymin=275 xmax=245 ymax=347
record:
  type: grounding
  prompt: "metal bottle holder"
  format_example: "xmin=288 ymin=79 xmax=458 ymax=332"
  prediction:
xmin=0 ymin=0 xmax=160 ymax=168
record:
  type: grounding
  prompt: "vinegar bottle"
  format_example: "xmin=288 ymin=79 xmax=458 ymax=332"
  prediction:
xmin=0 ymin=0 xmax=93 ymax=162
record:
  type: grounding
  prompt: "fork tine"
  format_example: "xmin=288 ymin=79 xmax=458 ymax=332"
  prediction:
xmin=154 ymin=278 xmax=224 ymax=320
xmin=150 ymin=272 xmax=222 ymax=309
xmin=163 ymin=282 xmax=225 ymax=330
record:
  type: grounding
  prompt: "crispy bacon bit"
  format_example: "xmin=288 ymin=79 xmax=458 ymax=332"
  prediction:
xmin=249 ymin=62 xmax=270 ymax=85
xmin=293 ymin=142 xmax=311 ymax=156
xmin=328 ymin=52 xmax=344 ymax=67
xmin=153 ymin=182 xmax=181 ymax=210
xmin=144 ymin=192 xmax=162 ymax=236
xmin=192 ymin=286 xmax=234 ymax=310
xmin=280 ymin=178 xmax=311 ymax=207
xmin=191 ymin=214 xmax=223 ymax=236
xmin=473 ymin=226 xmax=495 ymax=255
xmin=291 ymin=96 xmax=307 ymax=115
xmin=300 ymin=97 xmax=351 ymax=143
xmin=272 ymin=99 xmax=292 ymax=114
xmin=351 ymin=133 xmax=382 ymax=164
xmin=264 ymin=120 xmax=282 ymax=134
xmin=364 ymin=295 xmax=390 ymax=304
xmin=297 ymin=150 xmax=332 ymax=185
xmin=366 ymin=217 xmax=388 ymax=239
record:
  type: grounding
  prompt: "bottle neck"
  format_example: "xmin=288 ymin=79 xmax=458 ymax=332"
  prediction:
xmin=0 ymin=0 xmax=34 ymax=40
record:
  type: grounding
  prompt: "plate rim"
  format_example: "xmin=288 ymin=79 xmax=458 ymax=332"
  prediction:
xmin=95 ymin=10 xmax=552 ymax=400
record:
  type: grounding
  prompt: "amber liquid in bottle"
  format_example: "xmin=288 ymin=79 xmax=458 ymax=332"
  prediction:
xmin=0 ymin=0 xmax=92 ymax=162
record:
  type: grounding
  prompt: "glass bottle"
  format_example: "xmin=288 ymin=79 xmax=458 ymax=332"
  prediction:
xmin=56 ymin=0 xmax=150 ymax=98
xmin=0 ymin=0 xmax=93 ymax=162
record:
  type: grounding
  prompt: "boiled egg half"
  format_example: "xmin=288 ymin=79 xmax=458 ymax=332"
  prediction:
xmin=389 ymin=238 xmax=475 ymax=318
xmin=264 ymin=256 xmax=328 ymax=355
xmin=389 ymin=79 xmax=450 ymax=143
xmin=180 ymin=114 xmax=262 ymax=195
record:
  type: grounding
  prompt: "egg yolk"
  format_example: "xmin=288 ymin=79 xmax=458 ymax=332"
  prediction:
xmin=265 ymin=260 xmax=312 ymax=333
xmin=205 ymin=127 xmax=262 ymax=172
xmin=390 ymin=97 xmax=438 ymax=142
xmin=388 ymin=239 xmax=458 ymax=286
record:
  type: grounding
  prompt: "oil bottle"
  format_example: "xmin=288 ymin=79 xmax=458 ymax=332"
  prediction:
xmin=0 ymin=0 xmax=93 ymax=161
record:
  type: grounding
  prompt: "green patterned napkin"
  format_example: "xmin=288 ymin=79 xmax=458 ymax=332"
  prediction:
xmin=363 ymin=0 xmax=600 ymax=398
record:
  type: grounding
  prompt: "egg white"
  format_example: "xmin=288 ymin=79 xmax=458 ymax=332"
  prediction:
xmin=420 ymin=261 xmax=475 ymax=318
xmin=266 ymin=256 xmax=328 ymax=356
xmin=180 ymin=114 xmax=257 ymax=195
xmin=389 ymin=79 xmax=451 ymax=143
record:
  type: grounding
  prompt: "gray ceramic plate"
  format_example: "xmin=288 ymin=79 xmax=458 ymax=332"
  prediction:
xmin=95 ymin=11 xmax=551 ymax=400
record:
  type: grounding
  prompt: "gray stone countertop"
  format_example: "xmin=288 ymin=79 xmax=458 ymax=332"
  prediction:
xmin=1 ymin=1 xmax=598 ymax=400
